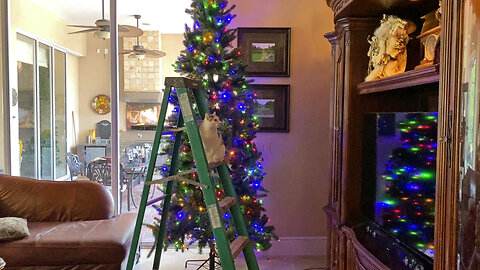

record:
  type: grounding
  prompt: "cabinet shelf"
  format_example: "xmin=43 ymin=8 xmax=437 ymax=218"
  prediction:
xmin=357 ymin=64 xmax=440 ymax=95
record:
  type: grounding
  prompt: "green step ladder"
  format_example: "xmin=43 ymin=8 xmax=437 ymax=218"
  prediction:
xmin=126 ymin=77 xmax=260 ymax=270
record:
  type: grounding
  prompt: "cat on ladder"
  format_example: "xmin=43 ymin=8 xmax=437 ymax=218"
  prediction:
xmin=199 ymin=112 xmax=227 ymax=165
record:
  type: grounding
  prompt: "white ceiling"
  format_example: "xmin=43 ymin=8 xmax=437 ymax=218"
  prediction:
xmin=32 ymin=0 xmax=192 ymax=33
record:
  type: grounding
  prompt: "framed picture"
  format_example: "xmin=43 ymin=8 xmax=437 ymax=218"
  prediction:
xmin=251 ymin=84 xmax=290 ymax=132
xmin=237 ymin=28 xmax=291 ymax=77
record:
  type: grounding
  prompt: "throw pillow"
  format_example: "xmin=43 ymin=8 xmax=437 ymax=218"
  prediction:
xmin=0 ymin=217 xmax=30 ymax=241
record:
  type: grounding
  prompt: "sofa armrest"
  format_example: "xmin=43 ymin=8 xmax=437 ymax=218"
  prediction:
xmin=0 ymin=175 xmax=114 ymax=222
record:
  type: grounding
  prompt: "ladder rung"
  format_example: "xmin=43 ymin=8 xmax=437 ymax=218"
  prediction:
xmin=218 ymin=197 xmax=237 ymax=212
xmin=163 ymin=127 xmax=186 ymax=133
xmin=230 ymin=236 xmax=249 ymax=259
xmin=147 ymin=175 xmax=209 ymax=189
xmin=163 ymin=168 xmax=220 ymax=178
xmin=165 ymin=77 xmax=203 ymax=90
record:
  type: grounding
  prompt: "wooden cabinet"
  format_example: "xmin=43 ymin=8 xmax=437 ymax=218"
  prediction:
xmin=323 ymin=0 xmax=480 ymax=268
xmin=320 ymin=0 xmax=469 ymax=269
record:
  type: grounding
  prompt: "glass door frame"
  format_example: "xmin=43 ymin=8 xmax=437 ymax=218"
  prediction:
xmin=434 ymin=0 xmax=471 ymax=269
xmin=1 ymin=0 xmax=12 ymax=175
xmin=15 ymin=29 xmax=70 ymax=180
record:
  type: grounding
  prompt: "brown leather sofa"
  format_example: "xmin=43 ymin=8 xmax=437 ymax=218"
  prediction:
xmin=0 ymin=175 xmax=137 ymax=269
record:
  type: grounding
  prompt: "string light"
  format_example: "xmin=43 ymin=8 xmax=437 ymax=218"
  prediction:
xmin=377 ymin=113 xmax=437 ymax=258
xmin=152 ymin=0 xmax=275 ymax=254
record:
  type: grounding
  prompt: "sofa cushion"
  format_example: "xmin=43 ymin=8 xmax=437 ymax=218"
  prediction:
xmin=0 ymin=213 xmax=136 ymax=266
xmin=0 ymin=217 xmax=30 ymax=242
xmin=0 ymin=175 xmax=114 ymax=222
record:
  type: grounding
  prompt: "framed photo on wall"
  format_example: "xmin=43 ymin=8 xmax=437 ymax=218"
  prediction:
xmin=237 ymin=28 xmax=291 ymax=77
xmin=251 ymin=84 xmax=290 ymax=132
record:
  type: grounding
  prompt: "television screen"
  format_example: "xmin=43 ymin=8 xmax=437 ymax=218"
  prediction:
xmin=363 ymin=112 xmax=438 ymax=259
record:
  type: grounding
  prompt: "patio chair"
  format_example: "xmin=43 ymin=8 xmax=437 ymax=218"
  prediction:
xmin=66 ymin=152 xmax=85 ymax=181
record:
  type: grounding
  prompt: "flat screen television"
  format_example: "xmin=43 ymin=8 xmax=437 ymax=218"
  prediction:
xmin=361 ymin=112 xmax=438 ymax=262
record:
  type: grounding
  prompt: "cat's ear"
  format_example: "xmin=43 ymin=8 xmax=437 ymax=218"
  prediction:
xmin=212 ymin=112 xmax=216 ymax=116
xmin=204 ymin=113 xmax=209 ymax=119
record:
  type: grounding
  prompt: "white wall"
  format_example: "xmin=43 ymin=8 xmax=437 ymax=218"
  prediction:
xmin=78 ymin=35 xmax=111 ymax=143
xmin=230 ymin=0 xmax=334 ymax=242
xmin=67 ymin=54 xmax=80 ymax=152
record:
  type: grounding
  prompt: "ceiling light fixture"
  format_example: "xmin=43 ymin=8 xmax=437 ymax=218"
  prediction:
xmin=129 ymin=53 xmax=146 ymax=60
xmin=94 ymin=30 xmax=111 ymax=40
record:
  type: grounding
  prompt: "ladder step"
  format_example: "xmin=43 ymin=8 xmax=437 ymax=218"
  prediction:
xmin=163 ymin=127 xmax=186 ymax=133
xmin=158 ymin=167 xmax=220 ymax=178
xmin=147 ymin=175 xmax=209 ymax=189
xmin=218 ymin=197 xmax=237 ymax=212
xmin=230 ymin=236 xmax=250 ymax=259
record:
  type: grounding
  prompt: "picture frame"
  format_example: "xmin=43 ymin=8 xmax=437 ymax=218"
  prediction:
xmin=237 ymin=28 xmax=291 ymax=77
xmin=251 ymin=84 xmax=290 ymax=133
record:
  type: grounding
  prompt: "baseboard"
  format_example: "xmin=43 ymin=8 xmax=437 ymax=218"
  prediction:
xmin=257 ymin=236 xmax=327 ymax=257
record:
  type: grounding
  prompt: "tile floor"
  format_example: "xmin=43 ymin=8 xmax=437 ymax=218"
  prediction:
xmin=135 ymin=249 xmax=327 ymax=270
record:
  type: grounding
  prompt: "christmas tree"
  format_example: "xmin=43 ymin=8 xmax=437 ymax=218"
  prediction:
xmin=147 ymin=0 xmax=277 ymax=252
xmin=378 ymin=113 xmax=437 ymax=258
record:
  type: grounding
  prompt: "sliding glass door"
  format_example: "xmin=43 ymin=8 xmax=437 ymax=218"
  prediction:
xmin=39 ymin=43 xmax=52 ymax=179
xmin=17 ymin=34 xmax=36 ymax=178
xmin=16 ymin=33 xmax=67 ymax=180
xmin=54 ymin=50 xmax=67 ymax=178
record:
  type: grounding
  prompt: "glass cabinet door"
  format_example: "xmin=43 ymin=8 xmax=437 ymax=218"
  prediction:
xmin=458 ymin=1 xmax=480 ymax=268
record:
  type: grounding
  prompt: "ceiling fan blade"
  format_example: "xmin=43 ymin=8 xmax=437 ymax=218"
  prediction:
xmin=118 ymin=25 xmax=144 ymax=37
xmin=67 ymin=25 xmax=99 ymax=29
xmin=144 ymin=49 xmax=167 ymax=58
xmin=118 ymin=25 xmax=129 ymax=32
xmin=120 ymin=50 xmax=135 ymax=55
xmin=68 ymin=29 xmax=98 ymax=34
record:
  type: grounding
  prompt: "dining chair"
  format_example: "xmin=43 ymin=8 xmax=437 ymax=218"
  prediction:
xmin=86 ymin=158 xmax=111 ymax=186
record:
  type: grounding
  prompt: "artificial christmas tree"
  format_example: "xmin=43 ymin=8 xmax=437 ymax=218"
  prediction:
xmin=147 ymin=0 xmax=277 ymax=254
xmin=378 ymin=113 xmax=437 ymax=258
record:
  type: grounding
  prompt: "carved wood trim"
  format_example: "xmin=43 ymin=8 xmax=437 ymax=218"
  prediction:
xmin=335 ymin=18 xmax=378 ymax=226
xmin=327 ymin=0 xmax=354 ymax=16
xmin=342 ymin=227 xmax=389 ymax=270
xmin=326 ymin=0 xmax=440 ymax=22
xmin=434 ymin=0 xmax=462 ymax=269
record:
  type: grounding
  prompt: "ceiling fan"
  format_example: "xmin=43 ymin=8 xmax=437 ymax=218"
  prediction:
xmin=67 ymin=0 xmax=143 ymax=39
xmin=121 ymin=15 xmax=166 ymax=60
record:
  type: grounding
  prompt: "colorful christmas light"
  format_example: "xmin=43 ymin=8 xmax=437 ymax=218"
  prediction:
xmin=146 ymin=0 xmax=277 ymax=253
xmin=376 ymin=113 xmax=437 ymax=258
